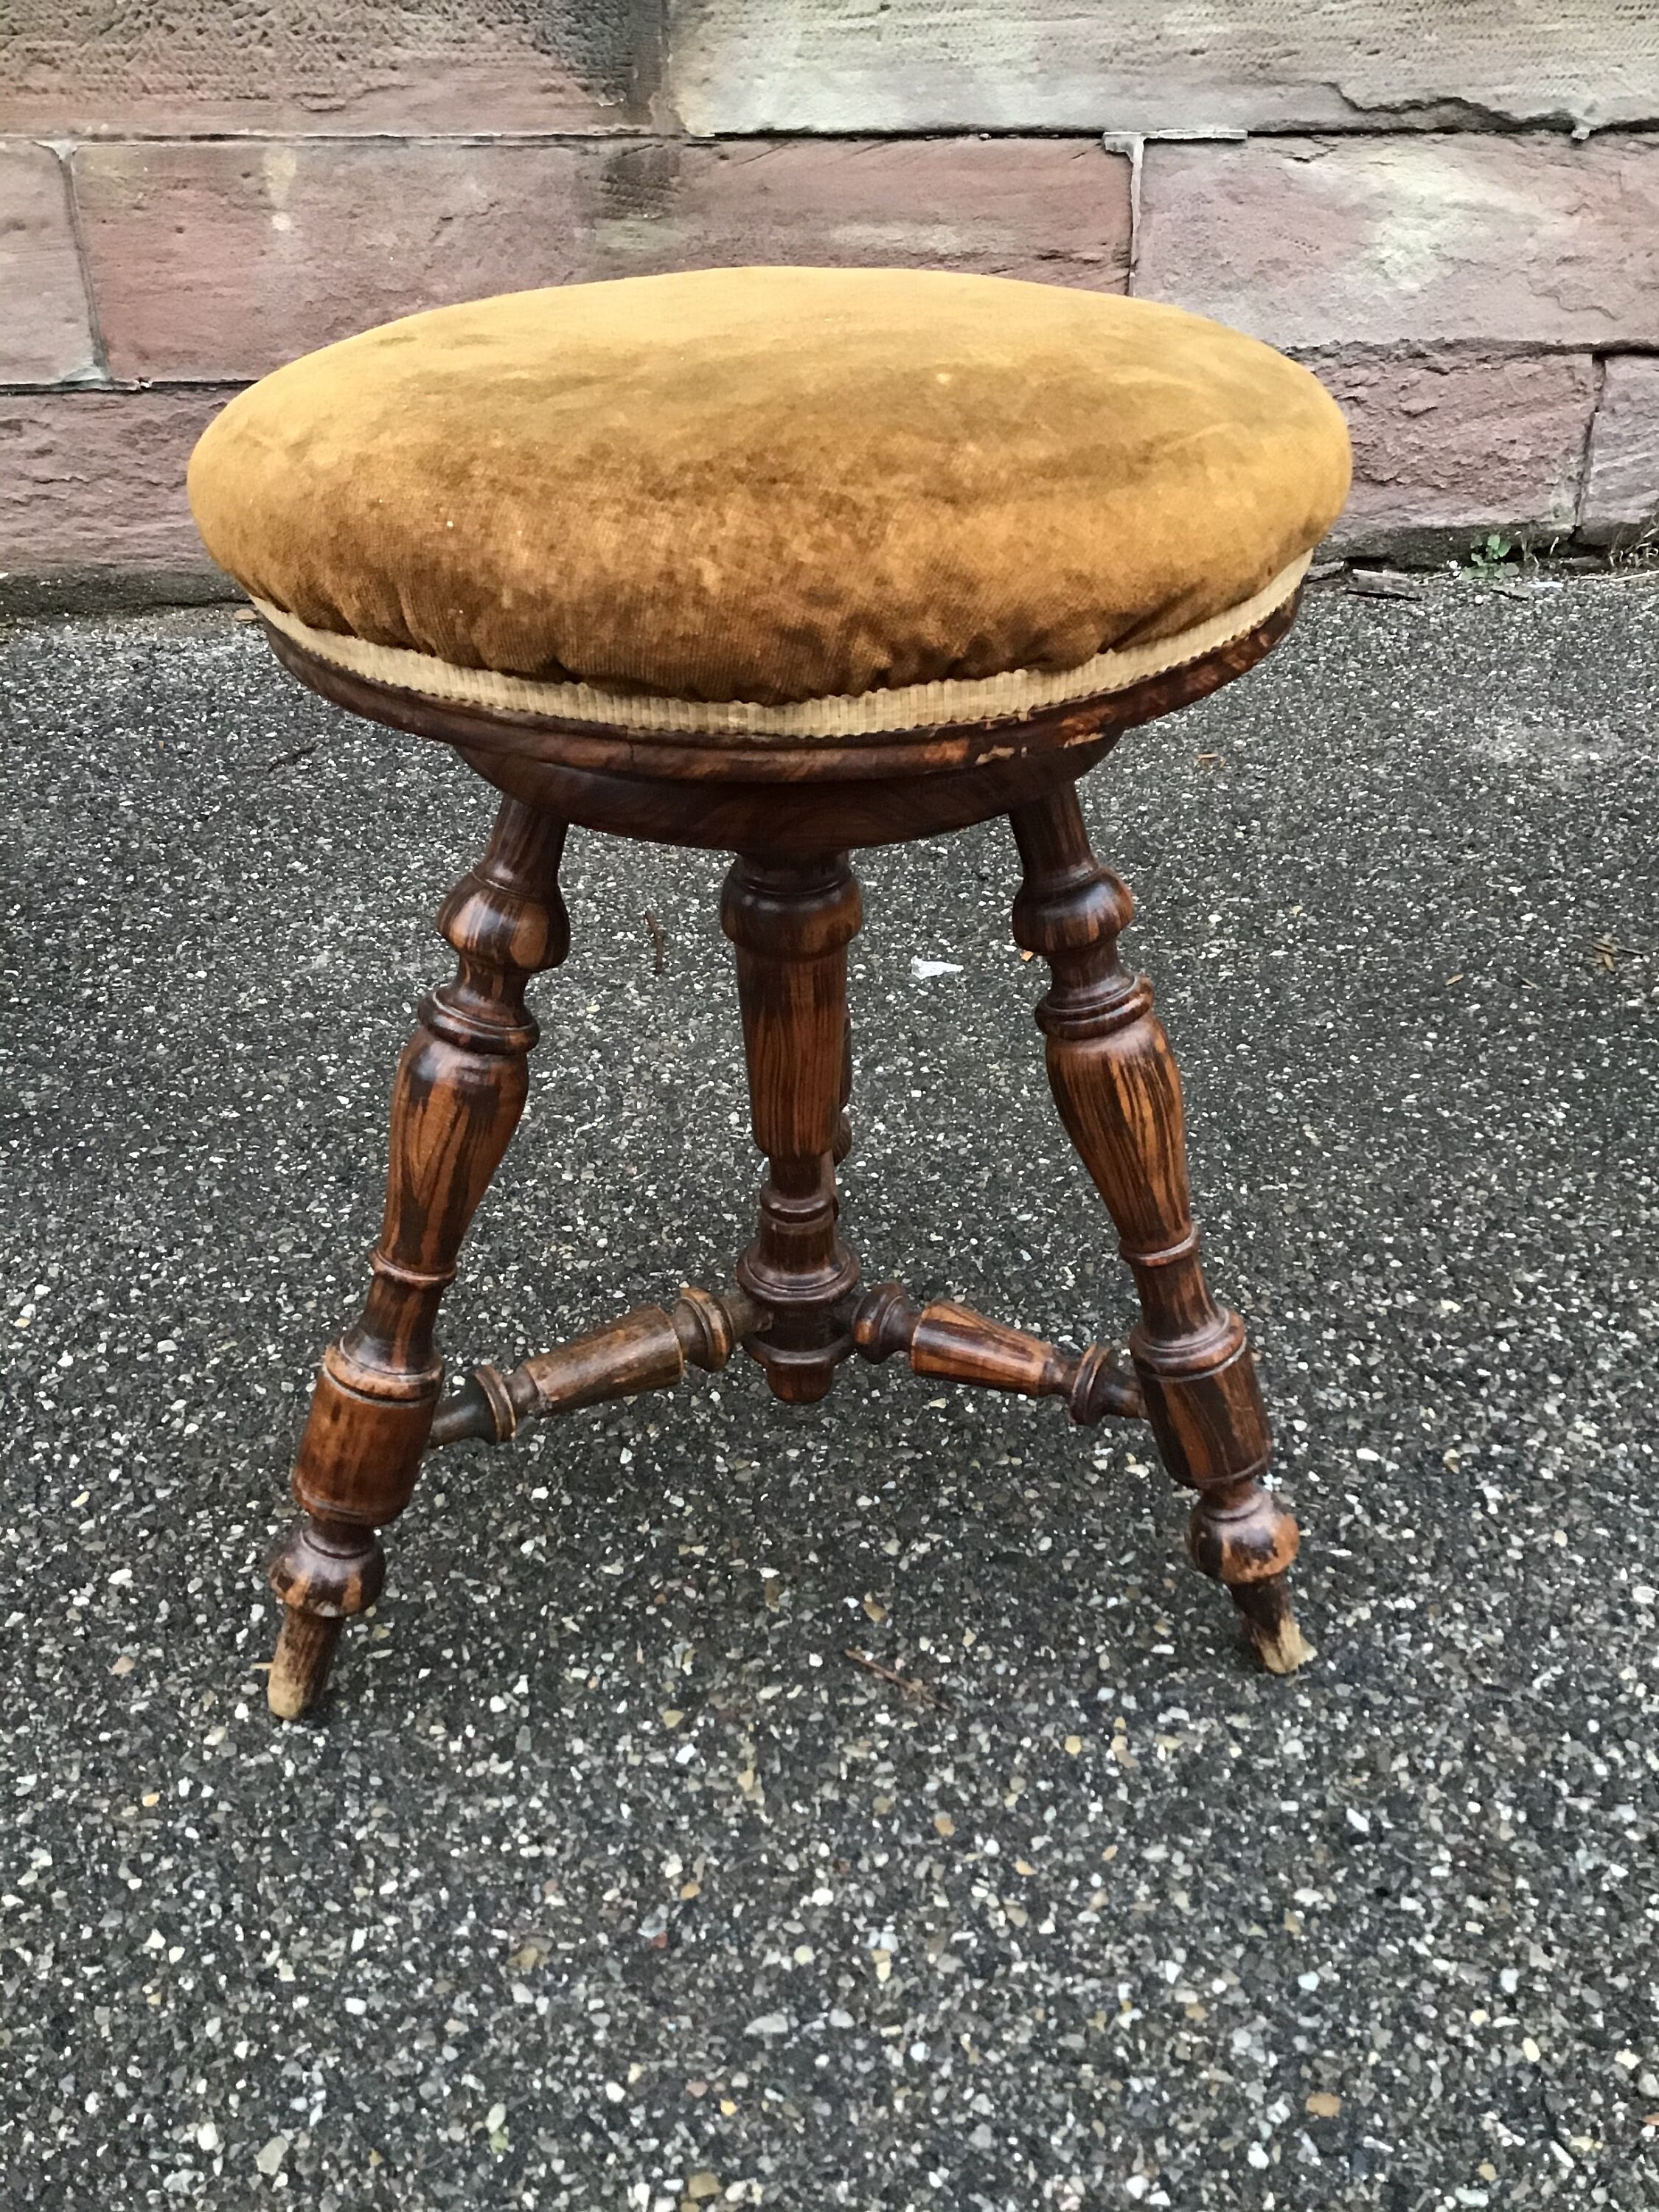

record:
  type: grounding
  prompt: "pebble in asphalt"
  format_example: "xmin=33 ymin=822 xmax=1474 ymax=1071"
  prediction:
xmin=2 ymin=572 xmax=1658 ymax=2209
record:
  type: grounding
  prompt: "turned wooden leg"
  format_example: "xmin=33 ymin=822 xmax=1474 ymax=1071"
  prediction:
xmin=1009 ymin=786 xmax=1312 ymax=1674
xmin=267 ymin=796 xmax=570 ymax=1717
xmin=720 ymin=854 xmax=863 ymax=1403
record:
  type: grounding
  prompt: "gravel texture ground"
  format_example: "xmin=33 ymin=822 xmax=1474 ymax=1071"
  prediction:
xmin=2 ymin=572 xmax=1658 ymax=2212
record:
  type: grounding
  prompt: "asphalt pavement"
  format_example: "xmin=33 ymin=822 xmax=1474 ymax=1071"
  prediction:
xmin=2 ymin=569 xmax=1657 ymax=2210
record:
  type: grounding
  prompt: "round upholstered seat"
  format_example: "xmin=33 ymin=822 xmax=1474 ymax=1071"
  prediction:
xmin=189 ymin=266 xmax=1349 ymax=742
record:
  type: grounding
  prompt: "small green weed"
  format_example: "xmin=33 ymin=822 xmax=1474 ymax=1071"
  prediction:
xmin=1465 ymin=532 xmax=1513 ymax=569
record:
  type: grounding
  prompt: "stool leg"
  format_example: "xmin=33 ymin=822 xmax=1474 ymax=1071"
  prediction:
xmin=721 ymin=854 xmax=864 ymax=1405
xmin=1009 ymin=787 xmax=1312 ymax=1673
xmin=266 ymin=797 xmax=570 ymax=1717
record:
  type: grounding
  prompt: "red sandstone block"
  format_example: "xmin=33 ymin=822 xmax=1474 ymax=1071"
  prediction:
xmin=72 ymin=140 xmax=591 ymax=382
xmin=1580 ymin=357 xmax=1659 ymax=547
xmin=0 ymin=389 xmax=229 ymax=570
xmin=0 ymin=141 xmax=97 ymax=383
xmin=1310 ymin=350 xmax=1599 ymax=551
xmin=1138 ymin=135 xmax=1659 ymax=349
xmin=0 ymin=0 xmax=641 ymax=135
xmin=75 ymin=136 xmax=1132 ymax=383
xmin=625 ymin=136 xmax=1131 ymax=288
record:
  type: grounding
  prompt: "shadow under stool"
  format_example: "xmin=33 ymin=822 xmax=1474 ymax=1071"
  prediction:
xmin=184 ymin=265 xmax=1353 ymax=1717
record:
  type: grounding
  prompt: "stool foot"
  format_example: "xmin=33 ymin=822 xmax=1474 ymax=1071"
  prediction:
xmin=266 ymin=1514 xmax=383 ymax=1718
xmin=268 ymin=1607 xmax=344 ymax=1719
xmin=1187 ymin=1483 xmax=1312 ymax=1672
xmin=1226 ymin=1574 xmax=1316 ymax=1675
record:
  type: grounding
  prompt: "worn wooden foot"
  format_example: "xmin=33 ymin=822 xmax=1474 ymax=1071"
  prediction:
xmin=268 ymin=1613 xmax=342 ymax=1719
xmin=1225 ymin=1567 xmax=1316 ymax=1675
xmin=267 ymin=796 xmax=569 ymax=1717
xmin=1010 ymin=785 xmax=1313 ymax=1673
xmin=267 ymin=1516 xmax=384 ymax=1717
xmin=1186 ymin=1479 xmax=1314 ymax=1672
xmin=722 ymin=854 xmax=864 ymax=1403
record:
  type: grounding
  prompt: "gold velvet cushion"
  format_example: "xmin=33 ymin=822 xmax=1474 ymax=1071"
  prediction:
xmin=188 ymin=267 xmax=1350 ymax=737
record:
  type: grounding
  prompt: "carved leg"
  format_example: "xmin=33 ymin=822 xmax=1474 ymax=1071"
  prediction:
xmin=266 ymin=797 xmax=570 ymax=1717
xmin=1009 ymin=786 xmax=1312 ymax=1673
xmin=720 ymin=854 xmax=863 ymax=1403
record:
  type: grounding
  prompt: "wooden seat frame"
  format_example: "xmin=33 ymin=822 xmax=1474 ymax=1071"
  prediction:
xmin=260 ymin=598 xmax=1312 ymax=1718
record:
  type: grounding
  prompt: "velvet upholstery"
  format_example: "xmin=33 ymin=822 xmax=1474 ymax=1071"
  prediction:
xmin=189 ymin=267 xmax=1351 ymax=711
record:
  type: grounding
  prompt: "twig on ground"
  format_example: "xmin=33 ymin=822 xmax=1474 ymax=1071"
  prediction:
xmin=844 ymin=1646 xmax=947 ymax=1708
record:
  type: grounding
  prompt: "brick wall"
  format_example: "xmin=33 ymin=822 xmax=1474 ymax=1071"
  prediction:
xmin=4 ymin=2 xmax=1658 ymax=603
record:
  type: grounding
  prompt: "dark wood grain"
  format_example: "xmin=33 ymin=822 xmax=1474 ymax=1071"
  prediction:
xmin=722 ymin=854 xmax=864 ymax=1402
xmin=853 ymin=1283 xmax=1142 ymax=1422
xmin=428 ymin=1285 xmax=761 ymax=1447
xmin=266 ymin=795 xmax=569 ymax=1716
xmin=1009 ymin=786 xmax=1313 ymax=1673
xmin=833 ymin=1012 xmax=854 ymax=1166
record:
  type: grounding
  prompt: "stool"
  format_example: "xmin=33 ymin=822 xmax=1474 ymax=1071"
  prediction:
xmin=188 ymin=266 xmax=1352 ymax=1718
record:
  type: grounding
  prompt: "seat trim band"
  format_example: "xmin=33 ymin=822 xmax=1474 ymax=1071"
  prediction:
xmin=254 ymin=552 xmax=1310 ymax=745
